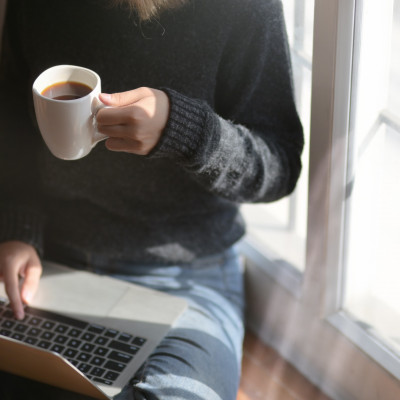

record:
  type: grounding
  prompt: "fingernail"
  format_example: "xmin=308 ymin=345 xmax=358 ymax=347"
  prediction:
xmin=101 ymin=93 xmax=111 ymax=102
xmin=16 ymin=310 xmax=24 ymax=320
xmin=23 ymin=290 xmax=32 ymax=304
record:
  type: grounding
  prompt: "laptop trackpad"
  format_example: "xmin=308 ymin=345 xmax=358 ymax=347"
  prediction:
xmin=28 ymin=263 xmax=130 ymax=318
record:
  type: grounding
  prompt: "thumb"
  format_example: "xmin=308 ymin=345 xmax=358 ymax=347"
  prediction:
xmin=21 ymin=262 xmax=42 ymax=304
xmin=99 ymin=87 xmax=151 ymax=107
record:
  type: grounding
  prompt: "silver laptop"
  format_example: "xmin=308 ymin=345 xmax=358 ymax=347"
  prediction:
xmin=0 ymin=261 xmax=187 ymax=399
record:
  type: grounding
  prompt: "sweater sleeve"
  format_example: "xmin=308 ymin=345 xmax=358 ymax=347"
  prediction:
xmin=149 ymin=0 xmax=304 ymax=204
xmin=0 ymin=1 xmax=44 ymax=254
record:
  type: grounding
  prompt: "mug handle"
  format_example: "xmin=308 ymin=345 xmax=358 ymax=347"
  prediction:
xmin=91 ymin=96 xmax=108 ymax=146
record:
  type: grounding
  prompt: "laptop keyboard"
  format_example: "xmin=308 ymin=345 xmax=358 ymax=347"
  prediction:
xmin=0 ymin=297 xmax=147 ymax=386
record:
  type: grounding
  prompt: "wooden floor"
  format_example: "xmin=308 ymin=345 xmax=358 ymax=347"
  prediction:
xmin=237 ymin=330 xmax=332 ymax=400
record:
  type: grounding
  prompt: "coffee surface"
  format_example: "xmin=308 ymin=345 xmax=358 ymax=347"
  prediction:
xmin=41 ymin=81 xmax=92 ymax=100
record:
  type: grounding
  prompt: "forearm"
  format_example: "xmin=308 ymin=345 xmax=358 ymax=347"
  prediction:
xmin=149 ymin=0 xmax=304 ymax=203
xmin=149 ymin=88 xmax=303 ymax=203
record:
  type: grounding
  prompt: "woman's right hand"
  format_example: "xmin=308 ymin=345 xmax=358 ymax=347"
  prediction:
xmin=0 ymin=241 xmax=42 ymax=319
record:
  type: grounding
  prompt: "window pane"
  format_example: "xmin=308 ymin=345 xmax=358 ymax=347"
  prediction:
xmin=241 ymin=0 xmax=314 ymax=272
xmin=344 ymin=0 xmax=400 ymax=355
xmin=388 ymin=1 xmax=400 ymax=114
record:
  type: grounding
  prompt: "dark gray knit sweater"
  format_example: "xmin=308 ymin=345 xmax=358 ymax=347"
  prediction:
xmin=0 ymin=0 xmax=303 ymax=265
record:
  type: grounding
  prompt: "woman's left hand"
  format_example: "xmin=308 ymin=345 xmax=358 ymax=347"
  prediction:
xmin=97 ymin=87 xmax=170 ymax=155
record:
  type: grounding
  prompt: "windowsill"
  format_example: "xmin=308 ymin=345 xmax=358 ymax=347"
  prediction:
xmin=241 ymin=205 xmax=306 ymax=272
xmin=237 ymin=235 xmax=304 ymax=299
xmin=327 ymin=310 xmax=400 ymax=381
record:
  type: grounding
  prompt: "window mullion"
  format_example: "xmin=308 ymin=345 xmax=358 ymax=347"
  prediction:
xmin=304 ymin=0 xmax=355 ymax=311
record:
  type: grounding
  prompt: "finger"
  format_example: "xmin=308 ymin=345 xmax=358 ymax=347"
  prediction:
xmin=99 ymin=87 xmax=152 ymax=107
xmin=105 ymin=137 xmax=133 ymax=152
xmin=21 ymin=263 xmax=42 ymax=305
xmin=4 ymin=269 xmax=24 ymax=319
xmin=97 ymin=124 xmax=137 ymax=138
xmin=105 ymin=137 xmax=148 ymax=155
xmin=96 ymin=105 xmax=137 ymax=126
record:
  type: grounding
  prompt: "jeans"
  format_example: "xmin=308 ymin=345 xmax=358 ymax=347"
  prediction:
xmin=0 ymin=247 xmax=245 ymax=400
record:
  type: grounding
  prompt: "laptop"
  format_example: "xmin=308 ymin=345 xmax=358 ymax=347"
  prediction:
xmin=0 ymin=261 xmax=187 ymax=399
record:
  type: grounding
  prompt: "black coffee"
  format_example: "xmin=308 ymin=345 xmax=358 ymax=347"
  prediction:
xmin=41 ymin=81 xmax=92 ymax=100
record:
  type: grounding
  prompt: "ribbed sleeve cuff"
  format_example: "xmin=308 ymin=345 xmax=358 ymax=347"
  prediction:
xmin=148 ymin=88 xmax=208 ymax=161
xmin=0 ymin=206 xmax=44 ymax=256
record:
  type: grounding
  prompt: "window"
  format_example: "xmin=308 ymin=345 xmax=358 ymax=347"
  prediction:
xmin=242 ymin=1 xmax=400 ymax=398
xmin=341 ymin=0 xmax=400 ymax=365
xmin=240 ymin=0 xmax=314 ymax=275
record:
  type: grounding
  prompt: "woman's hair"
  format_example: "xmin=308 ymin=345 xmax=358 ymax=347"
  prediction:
xmin=111 ymin=0 xmax=187 ymax=21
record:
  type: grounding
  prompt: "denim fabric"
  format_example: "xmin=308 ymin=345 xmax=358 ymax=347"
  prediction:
xmin=0 ymin=247 xmax=245 ymax=400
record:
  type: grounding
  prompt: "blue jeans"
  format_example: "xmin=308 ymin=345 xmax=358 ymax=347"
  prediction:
xmin=0 ymin=247 xmax=245 ymax=400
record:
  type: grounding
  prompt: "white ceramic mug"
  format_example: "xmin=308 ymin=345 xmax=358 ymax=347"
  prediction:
xmin=32 ymin=65 xmax=107 ymax=160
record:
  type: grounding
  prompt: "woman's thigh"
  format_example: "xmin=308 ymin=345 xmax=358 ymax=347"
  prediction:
xmin=116 ymin=249 xmax=245 ymax=400
xmin=0 ymin=248 xmax=245 ymax=400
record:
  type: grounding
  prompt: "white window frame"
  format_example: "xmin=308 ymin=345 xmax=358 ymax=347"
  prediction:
xmin=240 ymin=0 xmax=400 ymax=398
xmin=326 ymin=0 xmax=400 ymax=381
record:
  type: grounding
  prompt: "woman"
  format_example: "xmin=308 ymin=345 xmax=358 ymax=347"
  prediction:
xmin=0 ymin=0 xmax=303 ymax=398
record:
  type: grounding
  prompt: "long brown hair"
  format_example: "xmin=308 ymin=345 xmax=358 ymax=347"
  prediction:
xmin=111 ymin=0 xmax=187 ymax=21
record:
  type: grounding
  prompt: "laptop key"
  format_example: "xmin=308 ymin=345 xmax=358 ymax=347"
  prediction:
xmin=11 ymin=333 xmax=25 ymax=341
xmin=41 ymin=331 xmax=55 ymax=340
xmin=82 ymin=332 xmax=95 ymax=342
xmin=118 ymin=333 xmax=132 ymax=342
xmin=90 ymin=367 xmax=106 ymax=377
xmin=94 ymin=346 xmax=108 ymax=356
xmin=109 ymin=340 xmax=139 ymax=355
xmin=42 ymin=321 xmax=56 ymax=330
xmin=109 ymin=350 xmax=132 ymax=364
xmin=15 ymin=324 xmax=28 ymax=333
xmin=94 ymin=336 xmax=108 ymax=346
xmin=51 ymin=344 xmax=65 ymax=353
xmin=64 ymin=348 xmax=78 ymax=358
xmin=0 ymin=329 xmax=12 ymax=337
xmin=78 ymin=363 xmax=91 ymax=373
xmin=68 ymin=359 xmax=80 ymax=367
xmin=67 ymin=339 xmax=82 ymax=348
xmin=68 ymin=328 xmax=82 ymax=338
xmin=104 ymin=360 xmax=126 ymax=372
xmin=90 ymin=356 xmax=105 ymax=366
xmin=2 ymin=310 xmax=14 ymax=319
xmin=27 ymin=317 xmax=42 ymax=326
xmin=105 ymin=329 xmax=119 ymax=338
xmin=77 ymin=352 xmax=91 ymax=362
xmin=55 ymin=334 xmax=68 ymax=344
xmin=38 ymin=340 xmax=51 ymax=349
xmin=27 ymin=327 xmax=42 ymax=336
xmin=93 ymin=377 xmax=113 ymax=385
xmin=24 ymin=337 xmax=38 ymax=345
xmin=132 ymin=337 xmax=147 ymax=347
xmin=55 ymin=324 xmax=69 ymax=333
xmin=81 ymin=343 xmax=95 ymax=352
xmin=1 ymin=320 xmax=15 ymax=329
xmin=88 ymin=324 xmax=105 ymax=334
xmin=17 ymin=313 xmax=30 ymax=323
xmin=104 ymin=371 xmax=119 ymax=381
